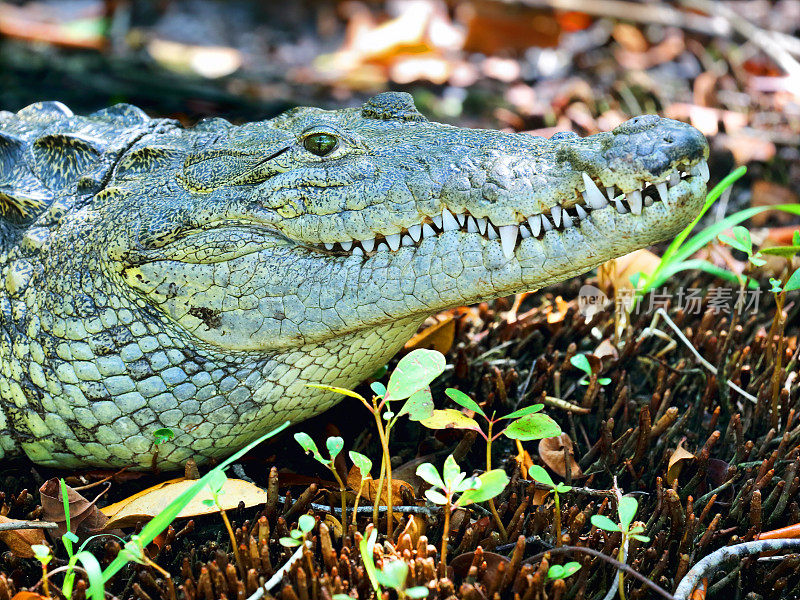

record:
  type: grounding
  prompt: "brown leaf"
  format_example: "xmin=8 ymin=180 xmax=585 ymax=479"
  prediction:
xmin=538 ymin=434 xmax=582 ymax=479
xmin=0 ymin=517 xmax=46 ymax=558
xmin=751 ymin=181 xmax=799 ymax=226
xmin=403 ymin=314 xmax=455 ymax=354
xmin=345 ymin=465 xmax=415 ymax=507
xmin=666 ymin=441 xmax=696 ymax=487
xmin=101 ymin=478 xmax=267 ymax=529
xmin=39 ymin=478 xmax=109 ymax=539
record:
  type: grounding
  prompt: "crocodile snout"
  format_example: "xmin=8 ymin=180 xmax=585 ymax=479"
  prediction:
xmin=606 ymin=115 xmax=709 ymax=179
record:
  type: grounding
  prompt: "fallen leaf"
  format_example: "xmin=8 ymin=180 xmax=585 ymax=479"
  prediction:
xmin=102 ymin=478 xmax=267 ymax=529
xmin=600 ymin=249 xmax=662 ymax=294
xmin=345 ymin=465 xmax=415 ymax=506
xmin=39 ymin=478 xmax=109 ymax=539
xmin=0 ymin=517 xmax=46 ymax=558
xmin=666 ymin=441 xmax=696 ymax=487
xmin=538 ymin=434 xmax=582 ymax=479
xmin=515 ymin=440 xmax=534 ymax=476
xmin=11 ymin=592 xmax=48 ymax=600
xmin=403 ymin=314 xmax=455 ymax=354
xmin=751 ymin=181 xmax=800 ymax=226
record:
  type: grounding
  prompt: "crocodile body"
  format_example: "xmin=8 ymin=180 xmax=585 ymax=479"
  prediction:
xmin=0 ymin=93 xmax=708 ymax=469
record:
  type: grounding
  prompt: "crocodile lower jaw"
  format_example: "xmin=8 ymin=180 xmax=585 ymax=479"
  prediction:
xmin=316 ymin=159 xmax=709 ymax=260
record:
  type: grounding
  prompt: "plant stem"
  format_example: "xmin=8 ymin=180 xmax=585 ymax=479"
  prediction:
xmin=553 ymin=491 xmax=562 ymax=547
xmin=353 ymin=482 xmax=363 ymax=525
xmin=373 ymin=452 xmax=386 ymax=527
xmin=617 ymin=539 xmax=627 ymax=600
xmin=371 ymin=395 xmax=394 ymax=538
xmin=218 ymin=505 xmax=246 ymax=579
xmin=486 ymin=421 xmax=508 ymax=541
xmin=330 ymin=466 xmax=348 ymax=526
xmin=41 ymin=565 xmax=51 ymax=599
xmin=770 ymin=289 xmax=787 ymax=430
xmin=441 ymin=500 xmax=451 ymax=570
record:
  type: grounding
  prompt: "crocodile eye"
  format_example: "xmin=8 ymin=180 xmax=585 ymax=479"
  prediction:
xmin=303 ymin=132 xmax=338 ymax=156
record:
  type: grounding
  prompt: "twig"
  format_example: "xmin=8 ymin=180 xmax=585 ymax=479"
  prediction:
xmin=0 ymin=520 xmax=59 ymax=531
xmin=246 ymin=541 xmax=311 ymax=600
xmin=673 ymin=539 xmax=800 ymax=599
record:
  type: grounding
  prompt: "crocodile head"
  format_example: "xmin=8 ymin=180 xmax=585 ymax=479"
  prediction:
xmin=25 ymin=93 xmax=708 ymax=467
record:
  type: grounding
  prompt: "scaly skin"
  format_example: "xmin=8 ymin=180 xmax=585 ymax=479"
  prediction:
xmin=0 ymin=93 xmax=708 ymax=469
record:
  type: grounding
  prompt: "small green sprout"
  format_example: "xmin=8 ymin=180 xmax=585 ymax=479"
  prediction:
xmin=570 ymin=354 xmax=611 ymax=386
xmin=417 ymin=455 xmax=509 ymax=568
xmin=295 ymin=432 xmax=349 ymax=524
xmin=546 ymin=562 xmax=581 ymax=582
xmin=718 ymin=225 xmax=766 ymax=267
xmin=528 ymin=465 xmax=572 ymax=546
xmin=591 ymin=496 xmax=650 ymax=600
xmin=31 ymin=544 xmax=53 ymax=599
xmin=349 ymin=451 xmax=372 ymax=524
xmin=420 ymin=387 xmax=561 ymax=539
xmin=280 ymin=514 xmax=315 ymax=548
xmin=152 ymin=427 xmax=175 ymax=445
xmin=202 ymin=470 xmax=246 ymax=577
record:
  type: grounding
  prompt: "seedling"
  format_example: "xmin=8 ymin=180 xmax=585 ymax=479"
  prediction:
xmin=202 ymin=470 xmax=245 ymax=577
xmin=150 ymin=426 xmax=175 ymax=471
xmin=570 ymin=354 xmax=611 ymax=386
xmin=280 ymin=514 xmax=315 ymax=548
xmin=718 ymin=226 xmax=766 ymax=268
xmin=591 ymin=497 xmax=649 ymax=600
xmin=420 ymin=387 xmax=561 ymax=539
xmin=528 ymin=465 xmax=572 ymax=547
xmin=308 ymin=348 xmax=442 ymax=536
xmin=349 ymin=451 xmax=373 ymax=524
xmin=416 ymin=454 xmax=509 ymax=568
xmin=295 ymin=432 xmax=349 ymax=524
xmin=31 ymin=544 xmax=53 ymax=599
xmin=546 ymin=561 xmax=581 ymax=582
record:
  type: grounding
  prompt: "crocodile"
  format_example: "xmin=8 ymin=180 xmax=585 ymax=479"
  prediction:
xmin=0 ymin=92 xmax=709 ymax=469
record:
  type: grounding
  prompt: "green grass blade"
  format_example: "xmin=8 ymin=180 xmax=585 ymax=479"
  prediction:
xmin=648 ymin=259 xmax=759 ymax=290
xmin=75 ymin=551 xmax=105 ymax=600
xmin=102 ymin=420 xmax=291 ymax=582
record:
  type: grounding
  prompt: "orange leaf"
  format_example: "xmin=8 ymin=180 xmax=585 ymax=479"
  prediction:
xmin=12 ymin=592 xmax=49 ymax=600
xmin=404 ymin=314 xmax=455 ymax=354
xmin=0 ymin=517 xmax=46 ymax=558
xmin=666 ymin=441 xmax=696 ymax=487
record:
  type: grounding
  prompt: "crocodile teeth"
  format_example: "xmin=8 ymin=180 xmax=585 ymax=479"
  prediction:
xmin=352 ymin=246 xmax=364 ymax=256
xmin=656 ymin=181 xmax=670 ymax=206
xmin=476 ymin=217 xmax=488 ymax=235
xmin=541 ymin=214 xmax=553 ymax=231
xmin=401 ymin=235 xmax=414 ymax=246
xmin=340 ymin=240 xmax=353 ymax=251
xmin=575 ymin=204 xmax=588 ymax=219
xmin=324 ymin=243 xmax=334 ymax=250
xmin=361 ymin=238 xmax=375 ymax=252
xmin=432 ymin=214 xmax=443 ymax=229
xmin=614 ymin=196 xmax=627 ymax=213
xmin=386 ymin=233 xmax=401 ymax=251
xmin=551 ymin=205 xmax=562 ymax=228
xmin=693 ymin=161 xmax=710 ymax=182
xmin=582 ymin=173 xmax=608 ymax=209
xmin=606 ymin=186 xmax=615 ymax=200
xmin=486 ymin=223 xmax=499 ymax=240
xmin=528 ymin=214 xmax=541 ymax=237
xmin=627 ymin=190 xmax=643 ymax=215
xmin=442 ymin=208 xmax=459 ymax=231
xmin=562 ymin=210 xmax=573 ymax=228
xmin=422 ymin=223 xmax=437 ymax=238
xmin=408 ymin=223 xmax=422 ymax=242
xmin=669 ymin=171 xmax=680 ymax=186
xmin=499 ymin=225 xmax=518 ymax=260
xmin=644 ymin=195 xmax=654 ymax=207
xmin=519 ymin=223 xmax=531 ymax=238
xmin=376 ymin=242 xmax=389 ymax=252
xmin=455 ymin=212 xmax=466 ymax=227
xmin=467 ymin=216 xmax=479 ymax=233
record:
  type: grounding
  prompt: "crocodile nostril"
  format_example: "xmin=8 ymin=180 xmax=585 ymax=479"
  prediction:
xmin=664 ymin=136 xmax=674 ymax=144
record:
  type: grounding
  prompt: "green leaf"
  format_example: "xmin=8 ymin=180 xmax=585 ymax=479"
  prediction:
xmin=102 ymin=421 xmax=291 ymax=583
xmin=74 ymin=550 xmax=105 ymax=600
xmin=31 ymin=544 xmax=51 ymax=562
xmin=333 ymin=595 xmax=353 ymax=600
xmin=370 ymin=381 xmax=387 ymax=397
xmin=349 ymin=451 xmax=372 ymax=479
xmin=719 ymin=226 xmax=752 ymax=254
xmin=416 ymin=463 xmax=445 ymax=489
xmin=326 ymin=436 xmax=344 ymax=460
xmin=618 ymin=496 xmax=638 ymax=531
xmin=64 ymin=531 xmax=79 ymax=545
xmin=598 ymin=377 xmax=612 ymax=385
xmin=385 ymin=349 xmax=446 ymax=401
xmin=298 ymin=514 xmax=315 ymax=534
xmin=290 ymin=529 xmax=303 ymax=539
xmin=152 ymin=427 xmax=175 ymax=444
xmin=280 ymin=537 xmax=302 ymax=547
xmin=294 ymin=432 xmax=322 ymax=462
xmin=794 ymin=231 xmax=800 ymax=246
xmin=503 ymin=413 xmax=562 ymax=441
xmin=419 ymin=409 xmax=482 ymax=433
xmin=201 ymin=498 xmax=215 ymax=507
xmin=645 ymin=258 xmax=759 ymax=290
xmin=305 ymin=383 xmax=367 ymax=402
xmin=750 ymin=254 xmax=766 ymax=267
xmin=457 ymin=469 xmax=509 ymax=506
xmin=547 ymin=562 xmax=580 ymax=581
xmin=591 ymin=515 xmax=620 ymax=532
xmin=761 ymin=245 xmax=800 ymax=257
xmin=455 ymin=475 xmax=480 ymax=493
xmin=785 ymin=268 xmax=800 ymax=292
xmin=406 ymin=586 xmax=429 ymax=598
xmin=424 ymin=489 xmax=448 ymax=505
xmin=398 ymin=388 xmax=435 ymax=421
xmin=443 ymin=455 xmax=461 ymax=489
xmin=376 ymin=560 xmax=408 ymax=589
xmin=555 ymin=483 xmax=572 ymax=494
xmin=205 ymin=469 xmax=227 ymax=495
xmin=632 ymin=534 xmax=651 ymax=543
xmin=360 ymin=528 xmax=380 ymax=593
xmin=528 ymin=465 xmax=554 ymax=488
xmin=501 ymin=404 xmax=544 ymax=420
xmin=445 ymin=388 xmax=486 ymax=418
xmin=569 ymin=354 xmax=592 ymax=375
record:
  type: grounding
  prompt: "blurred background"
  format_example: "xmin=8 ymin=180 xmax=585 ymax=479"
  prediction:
xmin=1 ymin=0 xmax=799 ymax=217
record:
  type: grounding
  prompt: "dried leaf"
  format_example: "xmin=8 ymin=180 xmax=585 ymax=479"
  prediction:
xmin=666 ymin=441 xmax=696 ymax=487
xmin=538 ymin=434 xmax=582 ymax=479
xmin=403 ymin=314 xmax=455 ymax=354
xmin=39 ymin=478 xmax=108 ymax=538
xmin=345 ymin=464 xmax=415 ymax=506
xmin=102 ymin=478 xmax=267 ymax=529
xmin=0 ymin=517 xmax=46 ymax=558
